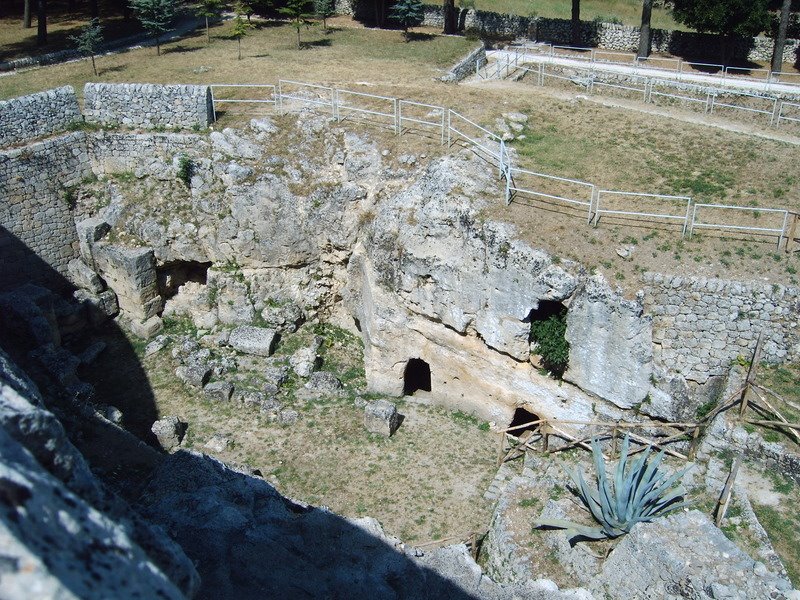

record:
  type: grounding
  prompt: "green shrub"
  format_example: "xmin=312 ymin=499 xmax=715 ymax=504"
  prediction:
xmin=530 ymin=307 xmax=569 ymax=377
xmin=177 ymin=154 xmax=194 ymax=187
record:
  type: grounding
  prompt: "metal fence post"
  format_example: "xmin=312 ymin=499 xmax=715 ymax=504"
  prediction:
xmin=210 ymin=86 xmax=218 ymax=122
xmin=538 ymin=62 xmax=544 ymax=86
xmin=682 ymin=200 xmax=693 ymax=237
xmin=446 ymin=110 xmax=451 ymax=147
xmin=331 ymin=88 xmax=336 ymax=117
xmin=505 ymin=169 xmax=511 ymax=204
xmin=770 ymin=99 xmax=780 ymax=127
xmin=440 ymin=110 xmax=446 ymax=145
xmin=394 ymin=98 xmax=400 ymax=135
xmin=277 ymin=81 xmax=283 ymax=112
xmin=498 ymin=140 xmax=504 ymax=178
xmin=779 ymin=211 xmax=789 ymax=250
xmin=688 ymin=204 xmax=699 ymax=238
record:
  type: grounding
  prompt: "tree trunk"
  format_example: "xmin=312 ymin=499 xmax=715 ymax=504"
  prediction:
xmin=91 ymin=54 xmax=97 ymax=76
xmin=206 ymin=16 xmax=210 ymax=43
xmin=296 ymin=24 xmax=300 ymax=49
xmin=23 ymin=0 xmax=32 ymax=28
xmin=89 ymin=0 xmax=98 ymax=19
xmin=443 ymin=0 xmax=456 ymax=35
xmin=570 ymin=0 xmax=580 ymax=46
xmin=238 ymin=38 xmax=241 ymax=60
xmin=156 ymin=35 xmax=161 ymax=55
xmin=36 ymin=0 xmax=46 ymax=46
xmin=637 ymin=0 xmax=652 ymax=59
xmin=771 ymin=0 xmax=792 ymax=75
xmin=720 ymin=33 xmax=729 ymax=66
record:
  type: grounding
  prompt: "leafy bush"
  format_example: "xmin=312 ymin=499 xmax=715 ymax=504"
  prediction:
xmin=177 ymin=155 xmax=194 ymax=187
xmin=530 ymin=308 xmax=569 ymax=377
xmin=536 ymin=435 xmax=691 ymax=540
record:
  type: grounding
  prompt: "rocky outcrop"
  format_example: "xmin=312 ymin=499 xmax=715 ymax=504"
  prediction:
xmin=564 ymin=276 xmax=653 ymax=409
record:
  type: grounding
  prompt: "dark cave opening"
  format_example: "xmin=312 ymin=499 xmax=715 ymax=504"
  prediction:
xmin=524 ymin=300 xmax=569 ymax=378
xmin=157 ymin=260 xmax=212 ymax=301
xmin=508 ymin=407 xmax=540 ymax=437
xmin=524 ymin=300 xmax=567 ymax=324
xmin=403 ymin=358 xmax=432 ymax=395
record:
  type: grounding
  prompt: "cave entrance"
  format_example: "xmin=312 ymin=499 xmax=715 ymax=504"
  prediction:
xmin=508 ymin=407 xmax=540 ymax=438
xmin=403 ymin=358 xmax=431 ymax=395
xmin=157 ymin=261 xmax=212 ymax=300
xmin=525 ymin=300 xmax=569 ymax=378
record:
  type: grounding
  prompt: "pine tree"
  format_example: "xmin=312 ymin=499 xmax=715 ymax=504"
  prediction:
xmin=70 ymin=17 xmax=104 ymax=76
xmin=389 ymin=0 xmax=424 ymax=39
xmin=314 ymin=0 xmax=335 ymax=32
xmin=196 ymin=0 xmax=225 ymax=44
xmin=231 ymin=3 xmax=252 ymax=60
xmin=130 ymin=0 xmax=176 ymax=55
xmin=279 ymin=0 xmax=314 ymax=50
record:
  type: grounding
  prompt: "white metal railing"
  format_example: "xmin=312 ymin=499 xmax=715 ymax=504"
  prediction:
xmin=207 ymin=79 xmax=795 ymax=249
xmin=209 ymin=84 xmax=276 ymax=121
xmin=334 ymin=88 xmax=398 ymax=133
xmin=399 ymin=100 xmax=446 ymax=143
xmin=689 ymin=204 xmax=790 ymax=249
xmin=507 ymin=167 xmax=595 ymax=222
xmin=595 ymin=191 xmax=693 ymax=234
xmin=277 ymin=80 xmax=335 ymax=114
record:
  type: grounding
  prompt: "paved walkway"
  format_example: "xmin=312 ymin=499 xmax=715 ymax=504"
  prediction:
xmin=487 ymin=46 xmax=800 ymax=98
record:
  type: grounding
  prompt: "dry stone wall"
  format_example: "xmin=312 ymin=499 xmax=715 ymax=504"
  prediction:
xmin=83 ymin=83 xmax=214 ymax=130
xmin=0 ymin=132 xmax=92 ymax=291
xmin=0 ymin=86 xmax=81 ymax=148
xmin=643 ymin=272 xmax=800 ymax=385
xmin=90 ymin=131 xmax=205 ymax=176
xmin=417 ymin=5 xmax=799 ymax=65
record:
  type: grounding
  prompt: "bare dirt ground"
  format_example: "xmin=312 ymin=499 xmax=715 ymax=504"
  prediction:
xmin=82 ymin=320 xmax=498 ymax=545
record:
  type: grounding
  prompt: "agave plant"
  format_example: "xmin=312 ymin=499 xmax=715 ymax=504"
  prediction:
xmin=536 ymin=434 xmax=691 ymax=540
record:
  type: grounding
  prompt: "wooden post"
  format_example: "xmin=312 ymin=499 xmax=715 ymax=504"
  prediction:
xmin=687 ymin=425 xmax=701 ymax=461
xmin=740 ymin=332 xmax=764 ymax=417
xmin=786 ymin=212 xmax=799 ymax=254
xmin=611 ymin=426 xmax=618 ymax=459
xmin=496 ymin=433 xmax=506 ymax=467
xmin=715 ymin=455 xmax=742 ymax=527
xmin=470 ymin=533 xmax=478 ymax=560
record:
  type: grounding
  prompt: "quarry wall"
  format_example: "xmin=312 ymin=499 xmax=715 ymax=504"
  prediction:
xmin=1 ymin=85 xmax=798 ymax=423
xmin=83 ymin=83 xmax=214 ymax=130
xmin=0 ymin=86 xmax=81 ymax=148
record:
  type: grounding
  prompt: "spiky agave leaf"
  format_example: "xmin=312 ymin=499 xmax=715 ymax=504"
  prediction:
xmin=533 ymin=434 xmax=691 ymax=541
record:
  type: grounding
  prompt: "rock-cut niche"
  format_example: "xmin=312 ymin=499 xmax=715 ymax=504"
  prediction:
xmin=157 ymin=261 xmax=212 ymax=301
xmin=403 ymin=358 xmax=432 ymax=395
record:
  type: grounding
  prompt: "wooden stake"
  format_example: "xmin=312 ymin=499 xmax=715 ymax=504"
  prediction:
xmin=741 ymin=332 xmax=765 ymax=417
xmin=687 ymin=426 xmax=701 ymax=461
xmin=496 ymin=433 xmax=506 ymax=467
xmin=715 ymin=455 xmax=742 ymax=527
xmin=786 ymin=212 xmax=799 ymax=254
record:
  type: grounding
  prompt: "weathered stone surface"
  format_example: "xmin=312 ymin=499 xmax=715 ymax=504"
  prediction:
xmin=67 ymin=258 xmax=104 ymax=293
xmin=83 ymin=82 xmax=213 ymax=130
xmin=73 ymin=288 xmax=119 ymax=327
xmin=592 ymin=510 xmax=793 ymax=599
xmin=305 ymin=371 xmax=343 ymax=393
xmin=128 ymin=315 xmax=163 ymax=339
xmin=278 ymin=409 xmax=299 ymax=425
xmin=290 ymin=337 xmax=323 ymax=377
xmin=564 ymin=276 xmax=653 ymax=409
xmin=93 ymin=244 xmax=162 ymax=322
xmin=176 ymin=364 xmax=211 ymax=388
xmin=204 ymin=433 xmax=232 ymax=452
xmin=364 ymin=399 xmax=400 ymax=437
xmin=210 ymin=128 xmax=262 ymax=159
xmin=0 ymin=86 xmax=81 ymax=147
xmin=229 ymin=326 xmax=278 ymax=357
xmin=204 ymin=381 xmax=234 ymax=402
xmin=151 ymin=416 xmax=186 ymax=451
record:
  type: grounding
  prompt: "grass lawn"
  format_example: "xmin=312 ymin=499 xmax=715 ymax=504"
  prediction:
xmin=0 ymin=17 xmax=475 ymax=99
xmin=474 ymin=0 xmax=686 ymax=31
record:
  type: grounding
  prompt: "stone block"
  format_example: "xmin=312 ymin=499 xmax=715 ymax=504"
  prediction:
xmin=151 ymin=416 xmax=187 ymax=451
xmin=129 ymin=316 xmax=163 ymax=340
xmin=364 ymin=399 xmax=400 ymax=437
xmin=176 ymin=364 xmax=211 ymax=388
xmin=229 ymin=326 xmax=278 ymax=357
xmin=67 ymin=258 xmax=104 ymax=293
xmin=304 ymin=371 xmax=343 ymax=393
xmin=203 ymin=381 xmax=234 ymax=402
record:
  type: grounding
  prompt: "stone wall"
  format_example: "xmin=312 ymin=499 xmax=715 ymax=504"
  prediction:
xmin=418 ymin=5 xmax=800 ymax=65
xmin=90 ymin=131 xmax=206 ymax=176
xmin=642 ymin=272 xmax=800 ymax=385
xmin=83 ymin=83 xmax=214 ymax=130
xmin=0 ymin=132 xmax=92 ymax=290
xmin=0 ymin=86 xmax=81 ymax=149
xmin=441 ymin=44 xmax=486 ymax=82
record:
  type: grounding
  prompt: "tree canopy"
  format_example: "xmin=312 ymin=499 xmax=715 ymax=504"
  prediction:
xmin=130 ymin=0 xmax=176 ymax=55
xmin=389 ymin=0 xmax=424 ymax=37
xmin=671 ymin=0 xmax=770 ymax=39
xmin=70 ymin=17 xmax=104 ymax=76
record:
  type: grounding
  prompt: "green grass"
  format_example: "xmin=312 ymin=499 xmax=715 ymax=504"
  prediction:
xmin=474 ymin=0 xmax=685 ymax=30
xmin=752 ymin=503 xmax=800 ymax=586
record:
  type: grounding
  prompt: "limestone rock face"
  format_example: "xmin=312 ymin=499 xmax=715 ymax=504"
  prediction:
xmin=92 ymin=244 xmax=162 ymax=322
xmin=592 ymin=511 xmax=793 ymax=599
xmin=151 ymin=416 xmax=186 ymax=451
xmin=564 ymin=276 xmax=653 ymax=409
